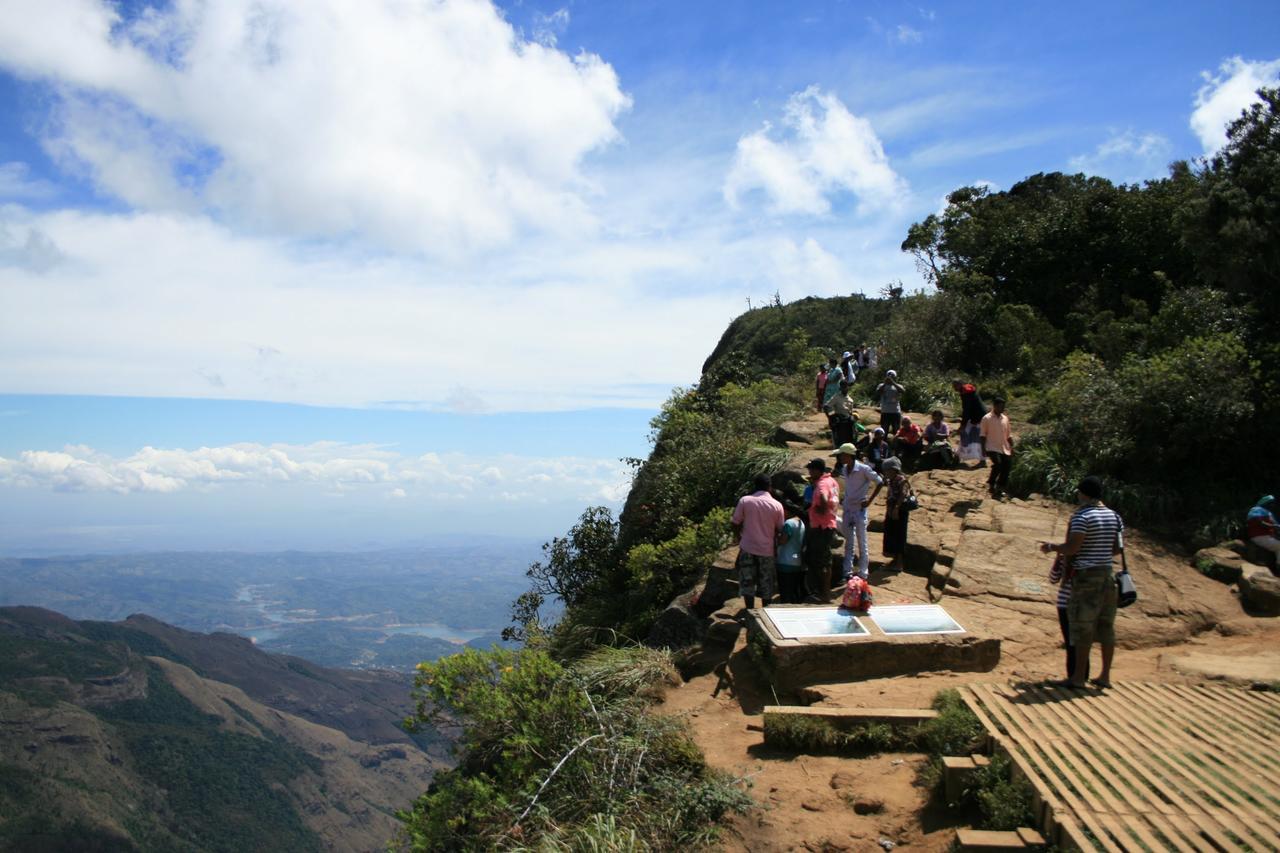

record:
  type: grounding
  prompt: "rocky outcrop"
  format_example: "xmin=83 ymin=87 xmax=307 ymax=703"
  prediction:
xmin=1193 ymin=546 xmax=1247 ymax=584
xmin=1240 ymin=572 xmax=1280 ymax=616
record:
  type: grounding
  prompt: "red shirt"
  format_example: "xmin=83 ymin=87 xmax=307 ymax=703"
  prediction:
xmin=896 ymin=424 xmax=922 ymax=445
xmin=808 ymin=473 xmax=839 ymax=529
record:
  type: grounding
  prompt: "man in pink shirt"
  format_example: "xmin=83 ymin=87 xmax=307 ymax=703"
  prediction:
xmin=731 ymin=474 xmax=785 ymax=609
xmin=803 ymin=458 xmax=840 ymax=602
xmin=979 ymin=396 xmax=1014 ymax=499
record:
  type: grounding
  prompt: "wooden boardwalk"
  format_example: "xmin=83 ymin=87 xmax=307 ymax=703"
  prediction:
xmin=959 ymin=681 xmax=1280 ymax=852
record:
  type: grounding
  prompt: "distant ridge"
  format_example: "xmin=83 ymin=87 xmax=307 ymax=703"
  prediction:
xmin=0 ymin=606 xmax=448 ymax=852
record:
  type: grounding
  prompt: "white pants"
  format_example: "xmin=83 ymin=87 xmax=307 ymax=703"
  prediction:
xmin=1252 ymin=535 xmax=1280 ymax=555
xmin=842 ymin=505 xmax=869 ymax=579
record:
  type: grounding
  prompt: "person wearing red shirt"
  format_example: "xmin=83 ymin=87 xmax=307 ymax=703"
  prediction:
xmin=802 ymin=458 xmax=840 ymax=602
xmin=893 ymin=416 xmax=923 ymax=469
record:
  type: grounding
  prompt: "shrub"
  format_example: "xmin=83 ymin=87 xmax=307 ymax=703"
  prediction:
xmin=918 ymin=690 xmax=984 ymax=758
xmin=762 ymin=714 xmax=908 ymax=755
xmin=401 ymin=647 xmax=750 ymax=851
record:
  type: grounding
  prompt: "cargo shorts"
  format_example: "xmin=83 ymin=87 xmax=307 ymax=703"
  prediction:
xmin=735 ymin=551 xmax=776 ymax=601
xmin=1067 ymin=568 xmax=1117 ymax=648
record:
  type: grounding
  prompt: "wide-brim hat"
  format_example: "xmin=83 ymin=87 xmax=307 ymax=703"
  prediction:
xmin=883 ymin=457 xmax=903 ymax=472
xmin=831 ymin=443 xmax=859 ymax=457
xmin=842 ymin=351 xmax=853 ymax=359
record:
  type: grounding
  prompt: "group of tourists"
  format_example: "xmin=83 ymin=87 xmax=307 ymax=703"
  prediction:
xmin=733 ymin=350 xmax=1132 ymax=690
xmin=818 ymin=358 xmax=1016 ymax=500
xmin=737 ymin=348 xmax=1276 ymax=690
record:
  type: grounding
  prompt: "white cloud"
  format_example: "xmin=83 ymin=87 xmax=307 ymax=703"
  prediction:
xmin=1068 ymin=130 xmax=1172 ymax=184
xmin=0 ymin=441 xmax=631 ymax=505
xmin=0 ymin=214 xmax=65 ymax=272
xmin=532 ymin=8 xmax=571 ymax=47
xmin=1191 ymin=56 xmax=1280 ymax=154
xmin=0 ymin=162 xmax=58 ymax=201
xmin=0 ymin=0 xmax=630 ymax=253
xmin=895 ymin=25 xmax=923 ymax=44
xmin=0 ymin=202 xmax=913 ymax=410
xmin=725 ymin=87 xmax=906 ymax=215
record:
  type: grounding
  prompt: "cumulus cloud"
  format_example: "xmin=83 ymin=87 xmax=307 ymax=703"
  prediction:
xmin=0 ymin=442 xmax=631 ymax=504
xmin=725 ymin=87 xmax=906 ymax=215
xmin=1191 ymin=56 xmax=1280 ymax=154
xmin=0 ymin=0 xmax=630 ymax=252
xmin=0 ymin=202 xmax=894 ymax=410
xmin=1068 ymin=130 xmax=1172 ymax=184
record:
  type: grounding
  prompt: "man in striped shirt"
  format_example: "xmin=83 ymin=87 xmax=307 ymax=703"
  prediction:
xmin=1040 ymin=476 xmax=1123 ymax=689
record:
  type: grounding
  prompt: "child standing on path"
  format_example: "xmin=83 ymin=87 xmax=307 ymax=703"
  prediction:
xmin=1048 ymin=554 xmax=1081 ymax=682
xmin=776 ymin=502 xmax=806 ymax=604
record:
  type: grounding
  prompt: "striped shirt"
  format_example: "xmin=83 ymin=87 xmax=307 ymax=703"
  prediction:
xmin=1048 ymin=556 xmax=1073 ymax=608
xmin=1068 ymin=504 xmax=1124 ymax=571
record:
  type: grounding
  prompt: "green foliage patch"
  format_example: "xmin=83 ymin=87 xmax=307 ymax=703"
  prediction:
xmin=400 ymin=646 xmax=750 ymax=851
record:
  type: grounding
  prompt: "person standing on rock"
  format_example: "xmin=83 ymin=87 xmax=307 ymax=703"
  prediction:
xmin=834 ymin=443 xmax=882 ymax=581
xmin=823 ymin=359 xmax=845 ymax=411
xmin=881 ymin=458 xmax=914 ymax=572
xmin=803 ymin=459 xmax=840 ymax=602
xmin=1039 ymin=476 xmax=1123 ymax=689
xmin=840 ymin=350 xmax=858 ymax=384
xmin=776 ymin=502 xmax=807 ymax=604
xmin=980 ymin=396 xmax=1014 ymax=499
xmin=875 ymin=370 xmax=905 ymax=434
xmin=825 ymin=380 xmax=858 ymax=451
xmin=815 ymin=361 xmax=831 ymax=412
xmin=731 ymin=474 xmax=785 ymax=611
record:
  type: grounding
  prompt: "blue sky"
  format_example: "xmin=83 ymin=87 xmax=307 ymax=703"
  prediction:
xmin=1 ymin=0 xmax=1277 ymax=553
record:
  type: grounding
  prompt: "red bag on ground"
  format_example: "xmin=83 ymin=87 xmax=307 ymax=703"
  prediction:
xmin=841 ymin=576 xmax=873 ymax=612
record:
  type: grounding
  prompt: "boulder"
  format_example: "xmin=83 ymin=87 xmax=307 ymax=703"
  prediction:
xmin=1193 ymin=547 xmax=1244 ymax=584
xmin=1240 ymin=572 xmax=1280 ymax=616
xmin=704 ymin=616 xmax=742 ymax=646
xmin=774 ymin=419 xmax=825 ymax=446
xmin=695 ymin=555 xmax=739 ymax=617
xmin=647 ymin=592 xmax=706 ymax=648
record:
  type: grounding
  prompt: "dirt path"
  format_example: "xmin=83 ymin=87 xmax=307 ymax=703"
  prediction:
xmin=656 ymin=409 xmax=1280 ymax=852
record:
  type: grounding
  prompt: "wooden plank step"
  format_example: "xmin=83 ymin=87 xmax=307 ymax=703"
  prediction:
xmin=955 ymin=828 xmax=1028 ymax=850
xmin=762 ymin=705 xmax=938 ymax=725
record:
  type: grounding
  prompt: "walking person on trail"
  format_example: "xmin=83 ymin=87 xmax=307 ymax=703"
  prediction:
xmin=730 ymin=474 xmax=785 ymax=611
xmin=822 ymin=359 xmax=845 ymax=410
xmin=803 ymin=458 xmax=840 ymax=602
xmin=953 ymin=378 xmax=987 ymax=464
xmin=833 ymin=443 xmax=882 ymax=581
xmin=775 ymin=502 xmax=807 ymax=604
xmin=840 ymin=350 xmax=857 ymax=384
xmin=1039 ymin=476 xmax=1123 ymax=689
xmin=815 ymin=361 xmax=831 ymax=412
xmin=980 ymin=396 xmax=1014 ymax=499
xmin=875 ymin=370 xmax=905 ymax=434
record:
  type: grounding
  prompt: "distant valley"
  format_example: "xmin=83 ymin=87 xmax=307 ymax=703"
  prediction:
xmin=0 ymin=606 xmax=452 ymax=851
xmin=0 ymin=543 xmax=538 ymax=671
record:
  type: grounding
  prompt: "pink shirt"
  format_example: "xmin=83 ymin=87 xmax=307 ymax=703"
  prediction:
xmin=808 ymin=473 xmax=839 ymax=530
xmin=732 ymin=490 xmax=785 ymax=557
xmin=980 ymin=412 xmax=1013 ymax=456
